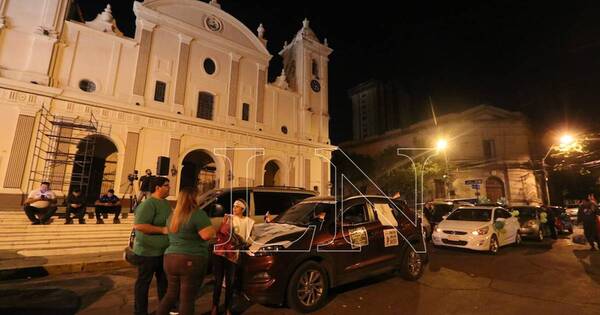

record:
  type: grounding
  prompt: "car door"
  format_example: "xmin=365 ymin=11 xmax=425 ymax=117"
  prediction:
xmin=330 ymin=201 xmax=383 ymax=280
xmin=495 ymin=208 xmax=517 ymax=245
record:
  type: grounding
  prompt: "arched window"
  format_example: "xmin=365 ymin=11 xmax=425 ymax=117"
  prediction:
xmin=197 ymin=92 xmax=214 ymax=120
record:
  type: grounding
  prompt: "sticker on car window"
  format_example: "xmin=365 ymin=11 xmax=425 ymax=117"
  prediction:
xmin=383 ymin=229 xmax=399 ymax=247
xmin=349 ymin=226 xmax=368 ymax=249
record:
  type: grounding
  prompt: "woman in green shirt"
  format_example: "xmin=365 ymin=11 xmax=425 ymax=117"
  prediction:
xmin=157 ymin=186 xmax=215 ymax=315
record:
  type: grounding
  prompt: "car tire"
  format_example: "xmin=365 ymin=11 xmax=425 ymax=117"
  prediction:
xmin=286 ymin=261 xmax=329 ymax=313
xmin=514 ymin=233 xmax=521 ymax=246
xmin=399 ymin=246 xmax=425 ymax=281
xmin=489 ymin=235 xmax=499 ymax=254
xmin=537 ymin=229 xmax=544 ymax=241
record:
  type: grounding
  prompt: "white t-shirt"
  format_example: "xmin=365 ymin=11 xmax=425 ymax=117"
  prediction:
xmin=231 ymin=215 xmax=255 ymax=243
xmin=27 ymin=189 xmax=56 ymax=208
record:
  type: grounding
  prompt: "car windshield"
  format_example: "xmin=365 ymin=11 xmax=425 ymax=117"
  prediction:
xmin=273 ymin=202 xmax=334 ymax=226
xmin=446 ymin=208 xmax=492 ymax=222
xmin=513 ymin=207 xmax=537 ymax=219
xmin=432 ymin=204 xmax=453 ymax=221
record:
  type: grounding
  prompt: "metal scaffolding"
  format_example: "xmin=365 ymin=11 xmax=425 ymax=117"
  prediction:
xmin=28 ymin=106 xmax=110 ymax=197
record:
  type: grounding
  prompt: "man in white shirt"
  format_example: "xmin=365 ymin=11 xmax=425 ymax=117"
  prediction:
xmin=23 ymin=181 xmax=58 ymax=225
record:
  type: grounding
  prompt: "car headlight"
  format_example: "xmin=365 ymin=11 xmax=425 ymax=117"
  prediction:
xmin=472 ymin=226 xmax=489 ymax=235
xmin=253 ymin=244 xmax=285 ymax=257
xmin=436 ymin=228 xmax=442 ymax=233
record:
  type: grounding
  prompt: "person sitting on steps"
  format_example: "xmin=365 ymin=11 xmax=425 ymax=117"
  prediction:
xmin=65 ymin=188 xmax=86 ymax=224
xmin=94 ymin=189 xmax=122 ymax=224
xmin=23 ymin=181 xmax=58 ymax=225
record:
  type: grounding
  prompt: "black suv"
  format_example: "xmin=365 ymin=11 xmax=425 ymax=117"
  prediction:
xmin=242 ymin=195 xmax=428 ymax=312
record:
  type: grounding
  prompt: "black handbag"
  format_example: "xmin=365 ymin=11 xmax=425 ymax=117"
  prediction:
xmin=123 ymin=228 xmax=143 ymax=266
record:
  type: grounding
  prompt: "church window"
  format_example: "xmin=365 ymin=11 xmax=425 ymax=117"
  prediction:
xmin=312 ymin=59 xmax=319 ymax=77
xmin=197 ymin=92 xmax=214 ymax=120
xmin=204 ymin=58 xmax=216 ymax=75
xmin=79 ymin=79 xmax=96 ymax=92
xmin=154 ymin=81 xmax=166 ymax=102
xmin=242 ymin=103 xmax=250 ymax=121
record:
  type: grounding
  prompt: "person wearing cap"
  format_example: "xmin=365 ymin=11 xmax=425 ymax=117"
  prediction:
xmin=211 ymin=198 xmax=254 ymax=315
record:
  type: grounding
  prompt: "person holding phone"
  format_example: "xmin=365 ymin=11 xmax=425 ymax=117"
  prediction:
xmin=23 ymin=181 xmax=57 ymax=225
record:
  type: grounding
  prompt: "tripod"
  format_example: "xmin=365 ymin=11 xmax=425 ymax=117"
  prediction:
xmin=123 ymin=180 xmax=138 ymax=215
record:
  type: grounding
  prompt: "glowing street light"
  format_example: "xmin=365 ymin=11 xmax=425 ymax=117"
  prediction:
xmin=436 ymin=139 xmax=448 ymax=151
xmin=559 ymin=134 xmax=574 ymax=147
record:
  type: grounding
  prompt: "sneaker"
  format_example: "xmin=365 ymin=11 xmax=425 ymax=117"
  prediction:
xmin=42 ymin=218 xmax=54 ymax=225
xmin=96 ymin=219 xmax=105 ymax=224
xmin=169 ymin=311 xmax=179 ymax=315
xmin=31 ymin=221 xmax=41 ymax=225
xmin=113 ymin=218 xmax=121 ymax=224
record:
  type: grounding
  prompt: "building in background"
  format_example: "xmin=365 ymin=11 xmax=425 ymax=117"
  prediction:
xmin=0 ymin=0 xmax=333 ymax=207
xmin=340 ymin=105 xmax=543 ymax=205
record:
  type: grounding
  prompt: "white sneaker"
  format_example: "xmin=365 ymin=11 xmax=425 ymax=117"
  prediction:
xmin=169 ymin=311 xmax=179 ymax=315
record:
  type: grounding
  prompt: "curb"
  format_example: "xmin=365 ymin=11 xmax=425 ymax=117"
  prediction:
xmin=0 ymin=258 xmax=130 ymax=281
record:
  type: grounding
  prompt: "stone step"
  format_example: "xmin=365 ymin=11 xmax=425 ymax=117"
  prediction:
xmin=0 ymin=239 xmax=128 ymax=250
xmin=18 ymin=245 xmax=126 ymax=257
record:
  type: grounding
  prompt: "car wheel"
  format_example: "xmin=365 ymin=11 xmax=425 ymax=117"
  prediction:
xmin=286 ymin=261 xmax=329 ymax=313
xmin=514 ymin=233 xmax=521 ymax=246
xmin=537 ymin=229 xmax=544 ymax=241
xmin=489 ymin=235 xmax=499 ymax=254
xmin=399 ymin=246 xmax=424 ymax=281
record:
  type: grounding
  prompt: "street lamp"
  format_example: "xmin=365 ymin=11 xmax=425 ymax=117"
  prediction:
xmin=542 ymin=133 xmax=575 ymax=205
xmin=436 ymin=139 xmax=448 ymax=152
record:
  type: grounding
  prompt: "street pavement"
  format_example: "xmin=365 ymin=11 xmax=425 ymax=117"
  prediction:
xmin=1 ymin=229 xmax=599 ymax=315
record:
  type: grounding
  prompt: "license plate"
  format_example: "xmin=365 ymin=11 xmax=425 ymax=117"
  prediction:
xmin=448 ymin=235 xmax=460 ymax=241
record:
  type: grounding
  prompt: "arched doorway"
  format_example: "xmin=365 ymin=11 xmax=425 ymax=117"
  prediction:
xmin=264 ymin=160 xmax=282 ymax=186
xmin=180 ymin=149 xmax=217 ymax=193
xmin=486 ymin=176 xmax=505 ymax=203
xmin=71 ymin=135 xmax=118 ymax=203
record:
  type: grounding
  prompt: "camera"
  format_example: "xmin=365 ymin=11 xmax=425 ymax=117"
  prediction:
xmin=127 ymin=170 xmax=139 ymax=183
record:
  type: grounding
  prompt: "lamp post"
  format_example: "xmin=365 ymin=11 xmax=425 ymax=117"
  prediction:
xmin=541 ymin=133 xmax=575 ymax=205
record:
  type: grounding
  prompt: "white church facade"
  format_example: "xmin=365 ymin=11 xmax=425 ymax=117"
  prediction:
xmin=0 ymin=0 xmax=334 ymax=206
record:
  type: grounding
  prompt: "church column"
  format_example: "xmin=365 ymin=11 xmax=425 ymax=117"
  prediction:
xmin=321 ymin=161 xmax=329 ymax=196
xmin=228 ymin=53 xmax=241 ymax=117
xmin=304 ymin=158 xmax=311 ymax=190
xmin=3 ymin=115 xmax=36 ymax=189
xmin=132 ymin=20 xmax=156 ymax=104
xmin=120 ymin=131 xmax=140 ymax=194
xmin=256 ymin=65 xmax=266 ymax=123
xmin=168 ymin=137 xmax=181 ymax=196
xmin=289 ymin=156 xmax=296 ymax=187
xmin=254 ymin=151 xmax=263 ymax=186
xmin=174 ymin=34 xmax=192 ymax=106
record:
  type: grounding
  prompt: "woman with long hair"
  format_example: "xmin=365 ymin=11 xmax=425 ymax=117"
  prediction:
xmin=212 ymin=199 xmax=254 ymax=315
xmin=156 ymin=186 xmax=215 ymax=315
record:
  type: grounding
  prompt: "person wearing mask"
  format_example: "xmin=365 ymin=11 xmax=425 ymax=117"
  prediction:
xmin=578 ymin=193 xmax=600 ymax=250
xmin=65 ymin=188 xmax=86 ymax=224
xmin=156 ymin=186 xmax=215 ymax=315
xmin=212 ymin=199 xmax=254 ymax=315
xmin=23 ymin=181 xmax=58 ymax=225
xmin=133 ymin=177 xmax=171 ymax=315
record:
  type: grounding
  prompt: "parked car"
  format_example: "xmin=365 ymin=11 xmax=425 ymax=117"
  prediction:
xmin=199 ymin=186 xmax=317 ymax=225
xmin=565 ymin=204 xmax=579 ymax=223
xmin=242 ymin=195 xmax=428 ymax=313
xmin=429 ymin=201 xmax=454 ymax=228
xmin=546 ymin=206 xmax=573 ymax=234
xmin=511 ymin=206 xmax=546 ymax=241
xmin=432 ymin=206 xmax=520 ymax=254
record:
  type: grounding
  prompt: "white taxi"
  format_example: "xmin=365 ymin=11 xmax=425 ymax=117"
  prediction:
xmin=432 ymin=206 xmax=520 ymax=254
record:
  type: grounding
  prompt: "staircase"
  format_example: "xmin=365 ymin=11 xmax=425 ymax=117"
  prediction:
xmin=0 ymin=210 xmax=134 ymax=276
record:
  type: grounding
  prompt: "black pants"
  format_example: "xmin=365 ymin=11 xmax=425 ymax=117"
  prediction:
xmin=95 ymin=205 xmax=121 ymax=219
xmin=134 ymin=255 xmax=168 ymax=315
xmin=583 ymin=221 xmax=599 ymax=248
xmin=23 ymin=205 xmax=57 ymax=223
xmin=212 ymin=254 xmax=238 ymax=312
xmin=157 ymin=254 xmax=207 ymax=315
xmin=66 ymin=205 xmax=86 ymax=221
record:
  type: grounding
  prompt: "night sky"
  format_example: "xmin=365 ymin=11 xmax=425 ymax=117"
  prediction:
xmin=76 ymin=0 xmax=600 ymax=145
